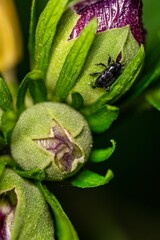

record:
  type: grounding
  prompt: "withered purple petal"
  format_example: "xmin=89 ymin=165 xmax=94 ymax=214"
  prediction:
xmin=33 ymin=120 xmax=82 ymax=172
xmin=70 ymin=0 xmax=145 ymax=44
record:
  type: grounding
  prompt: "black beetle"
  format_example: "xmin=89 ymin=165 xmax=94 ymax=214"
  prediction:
xmin=90 ymin=56 xmax=122 ymax=91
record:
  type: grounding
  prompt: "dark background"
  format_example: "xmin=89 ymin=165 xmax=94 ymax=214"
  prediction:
xmin=14 ymin=0 xmax=160 ymax=239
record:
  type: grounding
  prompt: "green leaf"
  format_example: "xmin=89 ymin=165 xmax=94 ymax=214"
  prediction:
xmin=0 ymin=156 xmax=15 ymax=177
xmin=90 ymin=139 xmax=116 ymax=163
xmin=28 ymin=0 xmax=38 ymax=68
xmin=71 ymin=92 xmax=84 ymax=109
xmin=68 ymin=26 xmax=140 ymax=106
xmin=84 ymin=105 xmax=119 ymax=133
xmin=0 ymin=76 xmax=12 ymax=111
xmin=15 ymin=168 xmax=46 ymax=181
xmin=130 ymin=58 xmax=160 ymax=100
xmin=46 ymin=8 xmax=79 ymax=97
xmin=54 ymin=18 xmax=97 ymax=101
xmin=38 ymin=182 xmax=79 ymax=240
xmin=1 ymin=110 xmax=17 ymax=141
xmin=0 ymin=134 xmax=6 ymax=148
xmin=16 ymin=73 xmax=30 ymax=113
xmin=28 ymin=70 xmax=47 ymax=104
xmin=0 ymin=155 xmax=16 ymax=168
xmin=0 ymin=162 xmax=6 ymax=178
xmin=16 ymin=70 xmax=47 ymax=113
xmin=71 ymin=169 xmax=114 ymax=188
xmin=35 ymin=0 xmax=69 ymax=74
xmin=146 ymin=86 xmax=160 ymax=111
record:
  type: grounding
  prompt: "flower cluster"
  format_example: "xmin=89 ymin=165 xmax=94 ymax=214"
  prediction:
xmin=0 ymin=0 xmax=146 ymax=239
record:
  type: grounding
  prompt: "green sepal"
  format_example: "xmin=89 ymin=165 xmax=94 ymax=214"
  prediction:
xmin=146 ymin=86 xmax=160 ymax=111
xmin=0 ymin=133 xmax=7 ymax=149
xmin=16 ymin=70 xmax=47 ymax=113
xmin=130 ymin=58 xmax=160 ymax=100
xmin=71 ymin=169 xmax=114 ymax=188
xmin=37 ymin=182 xmax=79 ymax=240
xmin=71 ymin=92 xmax=84 ymax=109
xmin=90 ymin=139 xmax=116 ymax=163
xmin=54 ymin=18 xmax=97 ymax=101
xmin=34 ymin=0 xmax=69 ymax=74
xmin=0 ymin=168 xmax=55 ymax=240
xmin=83 ymin=105 xmax=119 ymax=133
xmin=1 ymin=110 xmax=17 ymax=141
xmin=0 ymin=155 xmax=16 ymax=168
xmin=68 ymin=26 xmax=140 ymax=106
xmin=0 ymin=162 xmax=6 ymax=178
xmin=28 ymin=70 xmax=47 ymax=104
xmin=28 ymin=0 xmax=38 ymax=68
xmin=0 ymin=155 xmax=16 ymax=178
xmin=15 ymin=168 xmax=46 ymax=181
xmin=0 ymin=76 xmax=12 ymax=111
xmin=46 ymin=8 xmax=79 ymax=97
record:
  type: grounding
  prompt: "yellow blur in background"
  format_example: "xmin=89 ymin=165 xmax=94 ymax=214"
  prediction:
xmin=0 ymin=0 xmax=22 ymax=73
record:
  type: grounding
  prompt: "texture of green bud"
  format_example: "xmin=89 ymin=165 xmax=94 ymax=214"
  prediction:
xmin=11 ymin=102 xmax=92 ymax=180
xmin=0 ymin=168 xmax=55 ymax=240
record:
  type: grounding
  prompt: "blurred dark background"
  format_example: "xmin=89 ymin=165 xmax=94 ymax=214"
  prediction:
xmin=14 ymin=0 xmax=160 ymax=239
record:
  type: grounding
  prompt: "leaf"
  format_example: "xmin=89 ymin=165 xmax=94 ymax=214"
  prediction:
xmin=35 ymin=0 xmax=69 ymax=74
xmin=0 ymin=156 xmax=15 ymax=178
xmin=16 ymin=70 xmax=47 ymax=113
xmin=146 ymin=86 xmax=160 ymax=111
xmin=0 ymin=155 xmax=16 ymax=168
xmin=1 ymin=110 xmax=17 ymax=141
xmin=38 ymin=182 xmax=79 ymax=240
xmin=15 ymin=168 xmax=46 ymax=181
xmin=28 ymin=0 xmax=38 ymax=68
xmin=16 ymin=73 xmax=30 ymax=113
xmin=84 ymin=105 xmax=119 ymax=133
xmin=71 ymin=169 xmax=114 ymax=188
xmin=0 ymin=76 xmax=12 ymax=111
xmin=0 ymin=134 xmax=6 ymax=148
xmin=0 ymin=162 xmax=6 ymax=178
xmin=28 ymin=70 xmax=47 ymax=104
xmin=90 ymin=139 xmax=116 ymax=163
xmin=54 ymin=18 xmax=97 ymax=101
xmin=46 ymin=8 xmax=79 ymax=97
xmin=130 ymin=58 xmax=160 ymax=100
xmin=143 ymin=2 xmax=160 ymax=57
xmin=71 ymin=92 xmax=84 ymax=109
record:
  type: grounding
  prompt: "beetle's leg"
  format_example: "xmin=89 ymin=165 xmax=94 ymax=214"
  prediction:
xmin=108 ymin=55 xmax=112 ymax=65
xmin=95 ymin=63 xmax=107 ymax=68
xmin=89 ymin=72 xmax=100 ymax=76
xmin=106 ymin=86 xmax=110 ymax=91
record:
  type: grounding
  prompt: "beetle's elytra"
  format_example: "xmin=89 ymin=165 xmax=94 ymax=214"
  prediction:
xmin=90 ymin=56 xmax=122 ymax=91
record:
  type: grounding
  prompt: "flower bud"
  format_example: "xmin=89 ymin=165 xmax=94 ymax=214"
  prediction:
xmin=0 ymin=168 xmax=55 ymax=239
xmin=46 ymin=0 xmax=145 ymax=107
xmin=11 ymin=102 xmax=92 ymax=181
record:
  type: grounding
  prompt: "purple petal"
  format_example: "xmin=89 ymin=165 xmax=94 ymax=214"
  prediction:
xmin=70 ymin=0 xmax=145 ymax=44
xmin=33 ymin=121 xmax=82 ymax=172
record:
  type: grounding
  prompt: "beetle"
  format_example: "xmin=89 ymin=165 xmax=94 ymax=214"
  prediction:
xmin=90 ymin=55 xmax=122 ymax=91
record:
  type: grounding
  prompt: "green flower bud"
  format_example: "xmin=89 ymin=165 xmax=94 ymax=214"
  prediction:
xmin=45 ymin=1 xmax=145 ymax=108
xmin=11 ymin=102 xmax=92 ymax=180
xmin=0 ymin=168 xmax=55 ymax=240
